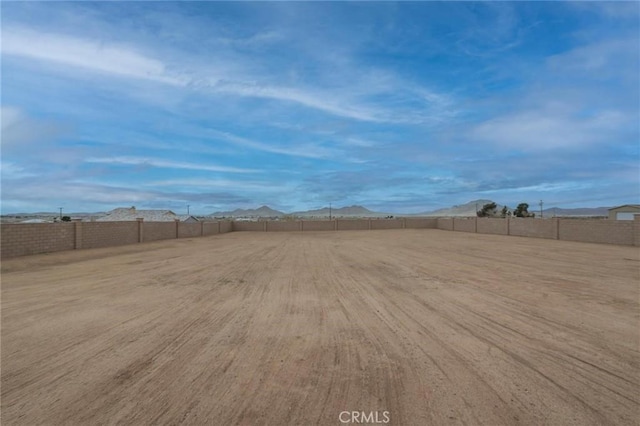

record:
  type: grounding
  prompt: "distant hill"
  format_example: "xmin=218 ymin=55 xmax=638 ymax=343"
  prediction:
xmin=211 ymin=205 xmax=285 ymax=218
xmin=543 ymin=207 xmax=609 ymax=217
xmin=416 ymin=201 xmax=611 ymax=217
xmin=421 ymin=199 xmax=502 ymax=217
xmin=294 ymin=205 xmax=383 ymax=218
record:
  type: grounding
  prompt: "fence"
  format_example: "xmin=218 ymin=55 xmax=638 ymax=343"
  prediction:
xmin=1 ymin=219 xmax=233 ymax=259
xmin=438 ymin=216 xmax=639 ymax=247
xmin=1 ymin=216 xmax=638 ymax=259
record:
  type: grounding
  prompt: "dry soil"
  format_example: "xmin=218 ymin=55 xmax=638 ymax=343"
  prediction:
xmin=1 ymin=230 xmax=639 ymax=425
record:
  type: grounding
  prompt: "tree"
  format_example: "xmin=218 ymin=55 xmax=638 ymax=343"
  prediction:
xmin=500 ymin=206 xmax=509 ymax=218
xmin=513 ymin=203 xmax=534 ymax=218
xmin=61 ymin=216 xmax=72 ymax=222
xmin=477 ymin=202 xmax=498 ymax=217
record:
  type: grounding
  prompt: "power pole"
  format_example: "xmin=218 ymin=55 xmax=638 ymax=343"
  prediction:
xmin=539 ymin=200 xmax=543 ymax=218
xmin=187 ymin=205 xmax=190 ymax=215
xmin=329 ymin=203 xmax=332 ymax=220
xmin=59 ymin=207 xmax=63 ymax=219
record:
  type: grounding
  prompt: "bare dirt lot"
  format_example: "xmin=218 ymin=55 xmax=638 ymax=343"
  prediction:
xmin=2 ymin=230 xmax=638 ymax=425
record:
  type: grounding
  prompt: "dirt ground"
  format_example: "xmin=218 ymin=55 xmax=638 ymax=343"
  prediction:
xmin=1 ymin=229 xmax=638 ymax=425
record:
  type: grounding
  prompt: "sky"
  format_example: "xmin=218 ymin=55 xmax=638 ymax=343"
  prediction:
xmin=1 ymin=1 xmax=639 ymax=215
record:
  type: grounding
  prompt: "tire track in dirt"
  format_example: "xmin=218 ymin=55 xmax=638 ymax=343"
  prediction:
xmin=2 ymin=230 xmax=638 ymax=425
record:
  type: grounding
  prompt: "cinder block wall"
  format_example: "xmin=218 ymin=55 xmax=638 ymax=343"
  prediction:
xmin=477 ymin=218 xmax=508 ymax=235
xmin=232 ymin=221 xmax=265 ymax=232
xmin=301 ymin=220 xmax=336 ymax=231
xmin=371 ymin=219 xmax=403 ymax=230
xmin=405 ymin=218 xmax=437 ymax=229
xmin=144 ymin=222 xmax=176 ymax=242
xmin=437 ymin=218 xmax=454 ymax=231
xmin=3 ymin=215 xmax=637 ymax=259
xmin=178 ymin=222 xmax=201 ymax=238
xmin=1 ymin=223 xmax=75 ymax=258
xmin=203 ymin=222 xmax=220 ymax=235
xmin=266 ymin=221 xmax=300 ymax=232
xmin=453 ymin=217 xmax=476 ymax=232
xmin=509 ymin=219 xmax=557 ymax=239
xmin=81 ymin=222 xmax=139 ymax=249
xmin=219 ymin=221 xmax=233 ymax=233
xmin=337 ymin=220 xmax=370 ymax=231
xmin=559 ymin=219 xmax=633 ymax=245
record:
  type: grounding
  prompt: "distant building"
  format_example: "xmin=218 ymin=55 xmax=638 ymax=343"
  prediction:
xmin=608 ymin=204 xmax=640 ymax=220
xmin=96 ymin=207 xmax=198 ymax=222
xmin=175 ymin=215 xmax=199 ymax=223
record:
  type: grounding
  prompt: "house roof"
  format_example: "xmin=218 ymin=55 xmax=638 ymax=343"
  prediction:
xmin=608 ymin=204 xmax=640 ymax=211
xmin=96 ymin=207 xmax=178 ymax=222
xmin=176 ymin=215 xmax=199 ymax=222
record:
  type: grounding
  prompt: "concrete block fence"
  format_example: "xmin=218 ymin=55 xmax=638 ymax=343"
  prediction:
xmin=1 ymin=216 xmax=638 ymax=259
xmin=1 ymin=219 xmax=233 ymax=259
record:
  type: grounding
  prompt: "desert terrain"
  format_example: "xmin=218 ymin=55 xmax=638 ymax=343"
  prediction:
xmin=1 ymin=229 xmax=638 ymax=425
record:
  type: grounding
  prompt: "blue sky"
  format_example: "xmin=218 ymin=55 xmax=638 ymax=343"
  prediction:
xmin=1 ymin=1 xmax=638 ymax=215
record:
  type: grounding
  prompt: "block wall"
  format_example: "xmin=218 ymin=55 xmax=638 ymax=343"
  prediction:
xmin=559 ymin=219 xmax=634 ymax=246
xmin=301 ymin=220 xmax=336 ymax=231
xmin=178 ymin=222 xmax=201 ymax=238
xmin=81 ymin=222 xmax=139 ymax=249
xmin=337 ymin=220 xmax=370 ymax=231
xmin=232 ymin=221 xmax=265 ymax=232
xmin=203 ymin=222 xmax=220 ymax=235
xmin=437 ymin=218 xmax=454 ymax=231
xmin=266 ymin=221 xmax=301 ymax=232
xmin=477 ymin=218 xmax=509 ymax=235
xmin=453 ymin=218 xmax=476 ymax=233
xmin=510 ymin=218 xmax=557 ymax=240
xmin=144 ymin=222 xmax=176 ymax=242
xmin=219 ymin=221 xmax=233 ymax=233
xmin=370 ymin=219 xmax=404 ymax=230
xmin=1 ymin=223 xmax=75 ymax=258
xmin=405 ymin=218 xmax=438 ymax=229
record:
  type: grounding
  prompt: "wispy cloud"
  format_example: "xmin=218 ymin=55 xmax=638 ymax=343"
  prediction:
xmin=204 ymin=129 xmax=338 ymax=159
xmin=2 ymin=26 xmax=185 ymax=86
xmin=470 ymin=108 xmax=633 ymax=151
xmin=85 ymin=156 xmax=259 ymax=174
xmin=1 ymin=2 xmax=637 ymax=214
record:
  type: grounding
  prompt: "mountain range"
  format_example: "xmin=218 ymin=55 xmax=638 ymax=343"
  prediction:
xmin=209 ymin=200 xmax=612 ymax=218
xmin=3 ymin=201 xmax=613 ymax=220
xmin=210 ymin=205 xmax=381 ymax=218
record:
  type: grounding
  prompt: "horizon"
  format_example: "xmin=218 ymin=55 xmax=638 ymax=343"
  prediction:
xmin=2 ymin=2 xmax=639 ymax=215
xmin=0 ymin=199 xmax=617 ymax=217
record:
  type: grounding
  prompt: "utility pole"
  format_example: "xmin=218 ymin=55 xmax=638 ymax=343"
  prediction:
xmin=187 ymin=205 xmax=190 ymax=215
xmin=539 ymin=200 xmax=543 ymax=218
xmin=59 ymin=207 xmax=63 ymax=219
xmin=329 ymin=203 xmax=332 ymax=220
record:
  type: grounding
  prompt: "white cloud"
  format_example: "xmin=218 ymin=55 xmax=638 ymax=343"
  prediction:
xmin=471 ymin=108 xmax=631 ymax=151
xmin=0 ymin=106 xmax=67 ymax=148
xmin=547 ymin=38 xmax=639 ymax=78
xmin=2 ymin=26 xmax=186 ymax=85
xmin=142 ymin=178 xmax=294 ymax=193
xmin=205 ymin=129 xmax=337 ymax=159
xmin=2 ymin=25 xmax=459 ymax=124
xmin=0 ymin=161 xmax=37 ymax=179
xmin=85 ymin=156 xmax=258 ymax=174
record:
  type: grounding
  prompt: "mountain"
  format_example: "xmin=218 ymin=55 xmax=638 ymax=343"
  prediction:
xmin=210 ymin=205 xmax=285 ymax=218
xmin=421 ymin=199 xmax=501 ymax=217
xmin=294 ymin=205 xmax=383 ymax=217
xmin=542 ymin=207 xmax=609 ymax=217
